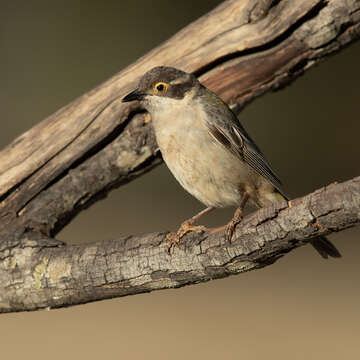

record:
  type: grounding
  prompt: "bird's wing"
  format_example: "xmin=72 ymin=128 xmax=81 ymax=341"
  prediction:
xmin=204 ymin=96 xmax=286 ymax=197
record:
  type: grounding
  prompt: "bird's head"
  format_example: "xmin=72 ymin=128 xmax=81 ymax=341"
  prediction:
xmin=122 ymin=66 xmax=199 ymax=111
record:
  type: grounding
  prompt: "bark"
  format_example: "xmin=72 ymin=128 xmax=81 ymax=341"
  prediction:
xmin=1 ymin=178 xmax=359 ymax=313
xmin=0 ymin=0 xmax=359 ymax=313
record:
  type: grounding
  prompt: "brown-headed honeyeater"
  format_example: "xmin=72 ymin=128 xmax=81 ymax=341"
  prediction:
xmin=123 ymin=66 xmax=341 ymax=258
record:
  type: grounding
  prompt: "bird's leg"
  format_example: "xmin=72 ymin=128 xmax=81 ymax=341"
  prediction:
xmin=167 ymin=206 xmax=214 ymax=254
xmin=225 ymin=193 xmax=249 ymax=242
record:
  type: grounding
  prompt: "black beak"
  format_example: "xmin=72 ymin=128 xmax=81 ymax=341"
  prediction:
xmin=122 ymin=88 xmax=144 ymax=102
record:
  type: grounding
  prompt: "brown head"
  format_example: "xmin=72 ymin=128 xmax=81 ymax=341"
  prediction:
xmin=122 ymin=66 xmax=199 ymax=104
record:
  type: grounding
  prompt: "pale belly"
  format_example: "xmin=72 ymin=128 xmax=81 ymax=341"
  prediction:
xmin=154 ymin=118 xmax=260 ymax=208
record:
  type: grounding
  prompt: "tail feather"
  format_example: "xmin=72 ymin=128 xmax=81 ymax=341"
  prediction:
xmin=310 ymin=236 xmax=341 ymax=259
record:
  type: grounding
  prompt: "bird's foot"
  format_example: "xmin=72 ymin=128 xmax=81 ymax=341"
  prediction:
xmin=225 ymin=207 xmax=244 ymax=242
xmin=167 ymin=220 xmax=206 ymax=254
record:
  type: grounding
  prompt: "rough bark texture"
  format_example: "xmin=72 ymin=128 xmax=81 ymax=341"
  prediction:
xmin=0 ymin=0 xmax=359 ymax=313
xmin=1 ymin=178 xmax=359 ymax=313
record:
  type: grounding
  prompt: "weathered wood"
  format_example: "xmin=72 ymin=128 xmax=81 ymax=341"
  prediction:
xmin=0 ymin=0 xmax=359 ymax=236
xmin=1 ymin=177 xmax=359 ymax=313
xmin=0 ymin=0 xmax=359 ymax=313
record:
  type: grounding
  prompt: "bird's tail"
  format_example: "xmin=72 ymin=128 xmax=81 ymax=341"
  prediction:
xmin=261 ymin=190 xmax=341 ymax=259
xmin=310 ymin=236 xmax=341 ymax=259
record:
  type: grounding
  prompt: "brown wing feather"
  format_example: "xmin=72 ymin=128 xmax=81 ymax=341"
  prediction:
xmin=207 ymin=113 xmax=286 ymax=198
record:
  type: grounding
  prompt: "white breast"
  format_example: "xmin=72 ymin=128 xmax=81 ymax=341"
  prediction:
xmin=148 ymin=96 xmax=254 ymax=208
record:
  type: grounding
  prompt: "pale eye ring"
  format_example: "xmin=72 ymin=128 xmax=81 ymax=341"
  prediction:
xmin=154 ymin=82 xmax=168 ymax=94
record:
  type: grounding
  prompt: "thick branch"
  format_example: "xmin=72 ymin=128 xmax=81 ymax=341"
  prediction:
xmin=1 ymin=177 xmax=359 ymax=313
xmin=0 ymin=0 xmax=359 ymax=313
xmin=0 ymin=0 xmax=359 ymax=236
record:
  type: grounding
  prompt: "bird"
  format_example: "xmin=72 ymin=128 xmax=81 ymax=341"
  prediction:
xmin=122 ymin=66 xmax=341 ymax=258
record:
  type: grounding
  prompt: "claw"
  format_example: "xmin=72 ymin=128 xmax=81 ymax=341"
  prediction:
xmin=225 ymin=193 xmax=249 ymax=242
xmin=166 ymin=207 xmax=214 ymax=254
xmin=225 ymin=207 xmax=244 ymax=242
xmin=166 ymin=222 xmax=206 ymax=254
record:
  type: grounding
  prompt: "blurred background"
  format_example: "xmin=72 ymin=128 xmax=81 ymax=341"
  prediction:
xmin=1 ymin=1 xmax=359 ymax=359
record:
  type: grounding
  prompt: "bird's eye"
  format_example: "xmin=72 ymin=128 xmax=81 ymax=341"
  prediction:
xmin=154 ymin=82 xmax=168 ymax=94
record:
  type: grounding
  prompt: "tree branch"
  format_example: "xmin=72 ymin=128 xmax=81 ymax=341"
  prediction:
xmin=0 ymin=0 xmax=359 ymax=313
xmin=0 ymin=0 xmax=359 ymax=236
xmin=1 ymin=177 xmax=359 ymax=313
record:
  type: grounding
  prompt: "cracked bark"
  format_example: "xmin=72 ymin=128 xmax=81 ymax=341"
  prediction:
xmin=0 ymin=0 xmax=359 ymax=313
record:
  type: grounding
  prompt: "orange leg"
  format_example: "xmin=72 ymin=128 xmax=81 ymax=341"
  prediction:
xmin=225 ymin=193 xmax=249 ymax=242
xmin=167 ymin=207 xmax=214 ymax=254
